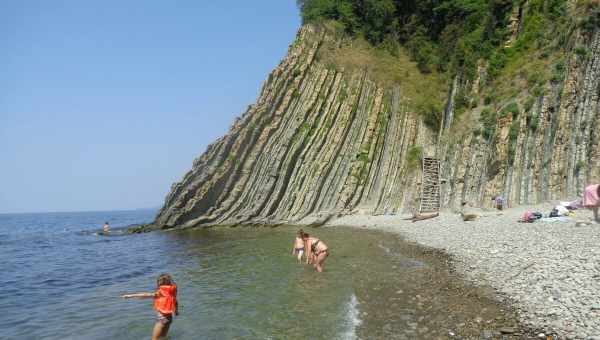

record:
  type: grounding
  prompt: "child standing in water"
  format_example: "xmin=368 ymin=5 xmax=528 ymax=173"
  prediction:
xmin=291 ymin=229 xmax=305 ymax=263
xmin=122 ymin=273 xmax=179 ymax=340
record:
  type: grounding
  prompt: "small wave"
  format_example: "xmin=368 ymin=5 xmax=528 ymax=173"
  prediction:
xmin=342 ymin=293 xmax=361 ymax=340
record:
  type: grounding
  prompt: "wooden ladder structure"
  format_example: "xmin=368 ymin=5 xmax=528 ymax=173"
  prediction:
xmin=419 ymin=157 xmax=441 ymax=214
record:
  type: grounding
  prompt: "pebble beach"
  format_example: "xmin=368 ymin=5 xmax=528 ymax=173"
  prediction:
xmin=327 ymin=204 xmax=600 ymax=339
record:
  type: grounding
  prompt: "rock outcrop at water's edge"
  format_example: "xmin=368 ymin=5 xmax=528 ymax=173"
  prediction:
xmin=152 ymin=22 xmax=599 ymax=230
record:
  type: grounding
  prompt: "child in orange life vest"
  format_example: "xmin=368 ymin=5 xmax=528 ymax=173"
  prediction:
xmin=122 ymin=273 xmax=179 ymax=340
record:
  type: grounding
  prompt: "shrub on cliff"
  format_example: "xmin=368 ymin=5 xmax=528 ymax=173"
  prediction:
xmin=297 ymin=0 xmax=511 ymax=75
xmin=297 ymin=0 xmax=569 ymax=79
xmin=479 ymin=108 xmax=497 ymax=141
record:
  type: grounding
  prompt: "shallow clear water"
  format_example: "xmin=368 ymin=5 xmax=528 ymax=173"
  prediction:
xmin=1 ymin=210 xmax=522 ymax=340
xmin=0 ymin=211 xmax=397 ymax=339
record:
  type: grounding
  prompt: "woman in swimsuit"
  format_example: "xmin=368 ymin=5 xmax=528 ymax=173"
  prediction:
xmin=291 ymin=229 xmax=305 ymax=263
xmin=302 ymin=232 xmax=329 ymax=272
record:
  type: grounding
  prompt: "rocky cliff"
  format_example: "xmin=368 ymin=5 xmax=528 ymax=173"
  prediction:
xmin=153 ymin=9 xmax=599 ymax=229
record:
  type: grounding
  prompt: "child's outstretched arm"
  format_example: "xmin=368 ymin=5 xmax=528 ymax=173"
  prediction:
xmin=121 ymin=292 xmax=156 ymax=299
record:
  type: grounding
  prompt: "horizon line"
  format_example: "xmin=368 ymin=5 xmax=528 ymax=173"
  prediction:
xmin=0 ymin=206 xmax=160 ymax=215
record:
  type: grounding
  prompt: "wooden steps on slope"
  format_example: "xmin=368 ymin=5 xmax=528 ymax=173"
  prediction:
xmin=419 ymin=157 xmax=441 ymax=214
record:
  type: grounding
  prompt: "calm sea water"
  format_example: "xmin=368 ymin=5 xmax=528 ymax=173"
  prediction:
xmin=0 ymin=210 xmax=517 ymax=340
xmin=0 ymin=210 xmax=386 ymax=339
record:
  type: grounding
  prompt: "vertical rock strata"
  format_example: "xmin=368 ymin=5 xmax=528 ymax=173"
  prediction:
xmin=154 ymin=25 xmax=600 ymax=228
xmin=438 ymin=27 xmax=600 ymax=210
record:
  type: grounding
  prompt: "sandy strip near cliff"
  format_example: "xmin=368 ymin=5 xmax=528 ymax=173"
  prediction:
xmin=324 ymin=203 xmax=600 ymax=339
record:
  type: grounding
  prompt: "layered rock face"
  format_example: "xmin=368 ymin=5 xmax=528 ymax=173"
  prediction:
xmin=441 ymin=27 xmax=600 ymax=208
xmin=154 ymin=24 xmax=599 ymax=229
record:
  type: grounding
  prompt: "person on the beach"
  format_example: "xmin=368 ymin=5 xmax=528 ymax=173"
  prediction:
xmin=583 ymin=184 xmax=600 ymax=223
xmin=302 ymin=232 xmax=329 ymax=272
xmin=291 ymin=229 xmax=305 ymax=263
xmin=492 ymin=196 xmax=504 ymax=210
xmin=122 ymin=273 xmax=179 ymax=340
xmin=103 ymin=222 xmax=110 ymax=234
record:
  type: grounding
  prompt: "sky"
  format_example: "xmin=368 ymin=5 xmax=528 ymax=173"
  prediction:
xmin=0 ymin=1 xmax=301 ymax=213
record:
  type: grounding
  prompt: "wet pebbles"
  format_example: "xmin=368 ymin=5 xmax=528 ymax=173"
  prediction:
xmin=329 ymin=204 xmax=600 ymax=339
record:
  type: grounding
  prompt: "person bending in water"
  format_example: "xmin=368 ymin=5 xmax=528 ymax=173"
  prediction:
xmin=122 ymin=273 xmax=179 ymax=340
xmin=103 ymin=222 xmax=110 ymax=234
xmin=291 ymin=229 xmax=305 ymax=263
xmin=302 ymin=232 xmax=329 ymax=272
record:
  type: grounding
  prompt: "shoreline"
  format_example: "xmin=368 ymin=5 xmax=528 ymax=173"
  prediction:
xmin=323 ymin=203 xmax=600 ymax=339
xmin=356 ymin=227 xmax=538 ymax=339
xmin=126 ymin=203 xmax=600 ymax=338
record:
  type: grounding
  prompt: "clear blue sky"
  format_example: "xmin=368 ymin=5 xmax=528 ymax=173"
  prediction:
xmin=0 ymin=1 xmax=301 ymax=213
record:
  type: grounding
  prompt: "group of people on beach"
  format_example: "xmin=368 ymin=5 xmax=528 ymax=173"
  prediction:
xmin=121 ymin=229 xmax=328 ymax=339
xmin=492 ymin=183 xmax=600 ymax=223
xmin=291 ymin=229 xmax=329 ymax=272
xmin=118 ymin=184 xmax=598 ymax=340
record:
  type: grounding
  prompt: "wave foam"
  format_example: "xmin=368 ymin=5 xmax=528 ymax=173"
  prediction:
xmin=342 ymin=293 xmax=362 ymax=340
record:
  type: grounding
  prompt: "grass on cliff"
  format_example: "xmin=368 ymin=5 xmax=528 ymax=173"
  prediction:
xmin=480 ymin=0 xmax=578 ymax=103
xmin=467 ymin=0 xmax=584 ymax=138
xmin=405 ymin=145 xmax=423 ymax=171
xmin=317 ymin=34 xmax=449 ymax=130
xmin=305 ymin=0 xmax=589 ymax=135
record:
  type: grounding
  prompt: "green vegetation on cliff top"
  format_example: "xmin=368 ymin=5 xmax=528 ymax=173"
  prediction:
xmin=317 ymin=34 xmax=449 ymax=130
xmin=298 ymin=0 xmax=598 ymax=133
xmin=298 ymin=0 xmax=589 ymax=76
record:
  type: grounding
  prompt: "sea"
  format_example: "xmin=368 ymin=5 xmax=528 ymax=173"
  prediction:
xmin=0 ymin=209 xmax=518 ymax=340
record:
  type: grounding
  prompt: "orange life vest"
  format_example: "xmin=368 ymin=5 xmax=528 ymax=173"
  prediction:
xmin=154 ymin=285 xmax=177 ymax=314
